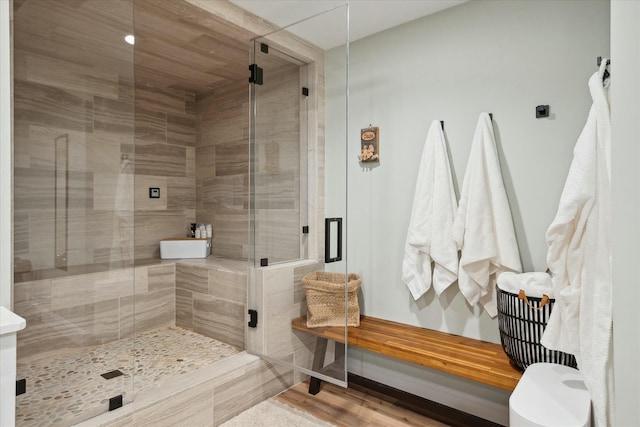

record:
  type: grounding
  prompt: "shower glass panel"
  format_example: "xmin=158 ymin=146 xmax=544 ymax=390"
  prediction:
xmin=248 ymin=4 xmax=350 ymax=389
xmin=250 ymin=44 xmax=308 ymax=266
xmin=12 ymin=0 xmax=135 ymax=424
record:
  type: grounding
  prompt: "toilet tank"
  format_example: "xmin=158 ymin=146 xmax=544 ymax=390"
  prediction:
xmin=160 ymin=238 xmax=211 ymax=259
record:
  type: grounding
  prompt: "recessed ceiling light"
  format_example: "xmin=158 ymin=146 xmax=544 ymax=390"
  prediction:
xmin=124 ymin=35 xmax=135 ymax=45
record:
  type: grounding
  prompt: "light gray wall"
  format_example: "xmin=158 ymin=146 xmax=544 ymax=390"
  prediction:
xmin=327 ymin=0 xmax=610 ymax=338
xmin=325 ymin=0 xmax=610 ymax=423
xmin=611 ymin=1 xmax=640 ymax=425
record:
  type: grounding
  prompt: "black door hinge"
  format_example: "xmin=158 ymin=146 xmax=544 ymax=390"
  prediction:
xmin=249 ymin=64 xmax=263 ymax=85
xmin=248 ymin=309 xmax=258 ymax=328
xmin=16 ymin=378 xmax=26 ymax=396
xmin=302 ymin=87 xmax=309 ymax=96
xmin=302 ymin=225 xmax=309 ymax=234
xmin=261 ymin=43 xmax=269 ymax=54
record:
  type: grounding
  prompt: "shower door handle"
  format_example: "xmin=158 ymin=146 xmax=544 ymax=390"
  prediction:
xmin=324 ymin=217 xmax=342 ymax=263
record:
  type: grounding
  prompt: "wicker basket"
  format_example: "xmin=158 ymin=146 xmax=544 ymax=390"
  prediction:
xmin=496 ymin=284 xmax=577 ymax=372
xmin=302 ymin=271 xmax=361 ymax=328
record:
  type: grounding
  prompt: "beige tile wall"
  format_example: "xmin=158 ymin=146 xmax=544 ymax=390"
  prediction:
xmin=14 ymin=0 xmax=323 ymax=274
xmin=14 ymin=263 xmax=176 ymax=360
xmin=195 ymin=82 xmax=248 ymax=260
xmin=14 ymin=259 xmax=251 ymax=360
xmin=13 ymin=0 xmax=136 ymax=270
xmin=133 ymin=84 xmax=197 ymax=260
xmin=195 ymin=61 xmax=305 ymax=264
xmin=12 ymin=75 xmax=132 ymax=272
xmin=14 ymin=40 xmax=305 ymax=273
xmin=175 ymin=263 xmax=247 ymax=349
xmin=13 ymin=32 xmax=197 ymax=272
xmin=246 ymin=259 xmax=323 ymax=383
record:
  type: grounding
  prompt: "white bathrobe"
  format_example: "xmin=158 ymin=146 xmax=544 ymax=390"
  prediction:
xmin=452 ymin=112 xmax=522 ymax=317
xmin=541 ymin=60 xmax=613 ymax=427
xmin=402 ymin=120 xmax=458 ymax=299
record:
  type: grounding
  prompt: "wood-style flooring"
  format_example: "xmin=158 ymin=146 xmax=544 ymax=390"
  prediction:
xmin=275 ymin=381 xmax=447 ymax=426
xmin=275 ymin=375 xmax=502 ymax=427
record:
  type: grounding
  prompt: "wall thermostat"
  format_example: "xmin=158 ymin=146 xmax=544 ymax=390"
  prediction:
xmin=149 ymin=188 xmax=160 ymax=198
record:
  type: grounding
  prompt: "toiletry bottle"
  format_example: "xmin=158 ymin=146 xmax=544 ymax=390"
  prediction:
xmin=206 ymin=224 xmax=212 ymax=239
xmin=199 ymin=224 xmax=206 ymax=238
xmin=195 ymin=228 xmax=201 ymax=238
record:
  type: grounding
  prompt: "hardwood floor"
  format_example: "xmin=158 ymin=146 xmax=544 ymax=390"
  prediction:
xmin=275 ymin=375 xmax=502 ymax=427
xmin=275 ymin=380 xmax=448 ymax=427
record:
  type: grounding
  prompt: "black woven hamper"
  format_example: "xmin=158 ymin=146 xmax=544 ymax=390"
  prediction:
xmin=496 ymin=284 xmax=577 ymax=372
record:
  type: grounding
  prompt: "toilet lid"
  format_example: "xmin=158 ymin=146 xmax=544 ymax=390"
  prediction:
xmin=510 ymin=363 xmax=591 ymax=426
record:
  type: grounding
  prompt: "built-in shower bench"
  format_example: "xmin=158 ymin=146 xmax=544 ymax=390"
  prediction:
xmin=291 ymin=315 xmax=522 ymax=394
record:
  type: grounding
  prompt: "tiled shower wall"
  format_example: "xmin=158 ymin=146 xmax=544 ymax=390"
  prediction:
xmin=195 ymin=62 xmax=304 ymax=264
xmin=13 ymin=65 xmax=137 ymax=272
xmin=175 ymin=260 xmax=247 ymax=349
xmin=14 ymin=55 xmax=303 ymax=271
xmin=15 ymin=259 xmax=249 ymax=360
xmin=14 ymin=263 xmax=175 ymax=360
xmin=12 ymin=47 xmax=198 ymax=271
xmin=133 ymin=85 xmax=197 ymax=259
xmin=195 ymin=81 xmax=249 ymax=260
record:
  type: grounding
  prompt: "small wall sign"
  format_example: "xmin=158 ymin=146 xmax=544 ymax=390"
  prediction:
xmin=359 ymin=126 xmax=379 ymax=163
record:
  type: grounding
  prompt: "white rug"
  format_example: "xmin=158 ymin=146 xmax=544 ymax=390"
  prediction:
xmin=221 ymin=399 xmax=335 ymax=426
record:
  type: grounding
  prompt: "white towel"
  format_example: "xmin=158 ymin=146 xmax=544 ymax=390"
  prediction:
xmin=496 ymin=271 xmax=553 ymax=299
xmin=541 ymin=60 xmax=613 ymax=427
xmin=452 ymin=112 xmax=522 ymax=317
xmin=402 ymin=120 xmax=458 ymax=299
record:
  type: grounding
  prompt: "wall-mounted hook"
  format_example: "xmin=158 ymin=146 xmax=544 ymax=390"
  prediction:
xmin=597 ymin=56 xmax=611 ymax=83
xmin=536 ymin=105 xmax=550 ymax=118
xmin=489 ymin=113 xmax=493 ymax=121
xmin=440 ymin=120 xmax=444 ymax=131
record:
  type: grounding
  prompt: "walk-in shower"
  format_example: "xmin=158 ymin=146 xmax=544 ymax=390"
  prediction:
xmin=11 ymin=0 xmax=348 ymax=425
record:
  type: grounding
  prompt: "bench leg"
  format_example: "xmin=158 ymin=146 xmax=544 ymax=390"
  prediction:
xmin=309 ymin=337 xmax=328 ymax=395
xmin=335 ymin=342 xmax=345 ymax=361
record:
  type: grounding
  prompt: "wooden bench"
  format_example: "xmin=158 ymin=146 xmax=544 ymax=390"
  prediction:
xmin=291 ymin=315 xmax=522 ymax=394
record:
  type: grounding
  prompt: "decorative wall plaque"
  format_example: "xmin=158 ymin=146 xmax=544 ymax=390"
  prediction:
xmin=359 ymin=126 xmax=379 ymax=163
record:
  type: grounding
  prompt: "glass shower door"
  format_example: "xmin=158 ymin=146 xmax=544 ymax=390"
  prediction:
xmin=12 ymin=0 xmax=136 ymax=424
xmin=247 ymin=4 xmax=350 ymax=389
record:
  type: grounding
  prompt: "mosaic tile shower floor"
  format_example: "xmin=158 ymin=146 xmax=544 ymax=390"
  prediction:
xmin=16 ymin=326 xmax=240 ymax=426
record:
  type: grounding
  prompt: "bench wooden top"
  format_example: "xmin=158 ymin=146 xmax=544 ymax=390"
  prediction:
xmin=291 ymin=315 xmax=522 ymax=391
